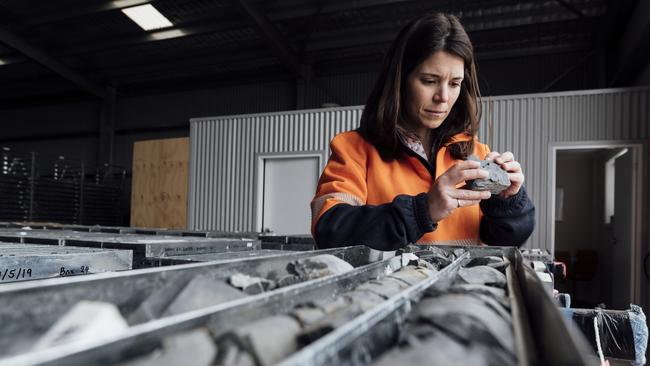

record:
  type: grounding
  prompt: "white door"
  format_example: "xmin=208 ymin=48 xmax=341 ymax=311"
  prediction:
xmin=611 ymin=150 xmax=634 ymax=309
xmin=261 ymin=156 xmax=319 ymax=235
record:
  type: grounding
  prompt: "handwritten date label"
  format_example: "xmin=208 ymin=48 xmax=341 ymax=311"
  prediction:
xmin=0 ymin=268 xmax=33 ymax=281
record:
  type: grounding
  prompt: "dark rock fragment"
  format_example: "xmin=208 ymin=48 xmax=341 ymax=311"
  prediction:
xmin=228 ymin=273 xmax=275 ymax=295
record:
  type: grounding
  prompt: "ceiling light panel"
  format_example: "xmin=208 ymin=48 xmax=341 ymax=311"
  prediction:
xmin=121 ymin=4 xmax=173 ymax=31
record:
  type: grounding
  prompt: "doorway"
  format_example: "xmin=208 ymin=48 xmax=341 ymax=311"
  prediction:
xmin=255 ymin=152 xmax=323 ymax=235
xmin=550 ymin=142 xmax=644 ymax=309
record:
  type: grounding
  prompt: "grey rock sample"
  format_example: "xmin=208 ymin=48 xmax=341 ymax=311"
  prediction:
xmin=287 ymin=254 xmax=354 ymax=280
xmin=297 ymin=303 xmax=364 ymax=345
xmin=216 ymin=338 xmax=257 ymax=366
xmin=342 ymin=290 xmax=387 ymax=311
xmin=389 ymin=266 xmax=436 ymax=285
xmin=370 ymin=259 xmax=517 ymax=366
xmin=372 ymin=331 xmax=491 ymax=366
xmin=162 ymin=275 xmax=247 ymax=317
xmin=34 ymin=301 xmax=128 ymax=350
xmin=415 ymin=294 xmax=516 ymax=355
xmin=308 ymin=296 xmax=350 ymax=315
xmin=465 ymin=256 xmax=510 ymax=273
xmin=121 ymin=328 xmax=217 ymax=366
xmin=128 ymin=273 xmax=194 ymax=325
xmin=276 ymin=274 xmax=304 ymax=288
xmin=355 ymin=279 xmax=406 ymax=299
xmin=448 ymin=283 xmax=507 ymax=299
xmin=291 ymin=306 xmax=327 ymax=327
xmin=465 ymin=155 xmax=511 ymax=194
xmin=456 ymin=266 xmax=507 ymax=288
xmin=276 ymin=254 xmax=354 ymax=289
xmin=217 ymin=315 xmax=301 ymax=366
xmin=452 ymin=248 xmax=466 ymax=259
xmin=228 ymin=273 xmax=275 ymax=295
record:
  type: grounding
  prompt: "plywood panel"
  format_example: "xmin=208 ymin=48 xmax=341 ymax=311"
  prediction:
xmin=130 ymin=137 xmax=189 ymax=229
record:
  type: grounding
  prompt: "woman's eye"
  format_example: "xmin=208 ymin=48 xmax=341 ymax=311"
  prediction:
xmin=450 ymin=82 xmax=461 ymax=88
xmin=422 ymin=79 xmax=437 ymax=85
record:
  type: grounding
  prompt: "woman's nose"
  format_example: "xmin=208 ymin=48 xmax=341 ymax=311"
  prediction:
xmin=434 ymin=85 xmax=449 ymax=103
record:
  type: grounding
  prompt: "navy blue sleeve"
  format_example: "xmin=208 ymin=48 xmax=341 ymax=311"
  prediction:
xmin=479 ymin=186 xmax=535 ymax=247
xmin=314 ymin=193 xmax=436 ymax=251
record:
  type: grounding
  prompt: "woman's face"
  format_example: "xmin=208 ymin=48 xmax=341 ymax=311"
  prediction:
xmin=403 ymin=50 xmax=465 ymax=137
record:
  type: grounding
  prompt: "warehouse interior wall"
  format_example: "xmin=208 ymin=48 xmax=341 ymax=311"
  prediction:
xmin=0 ymin=54 xmax=642 ymax=227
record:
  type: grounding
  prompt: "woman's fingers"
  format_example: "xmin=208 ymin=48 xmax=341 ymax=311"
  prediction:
xmin=456 ymin=199 xmax=482 ymax=208
xmin=433 ymin=189 xmax=488 ymax=214
xmin=501 ymin=160 xmax=521 ymax=173
xmin=508 ymin=172 xmax=525 ymax=185
xmin=454 ymin=159 xmax=482 ymax=170
xmin=499 ymin=172 xmax=525 ymax=198
xmin=453 ymin=188 xmax=491 ymax=201
xmin=485 ymin=151 xmax=500 ymax=161
xmin=494 ymin=151 xmax=514 ymax=165
xmin=444 ymin=160 xmax=488 ymax=184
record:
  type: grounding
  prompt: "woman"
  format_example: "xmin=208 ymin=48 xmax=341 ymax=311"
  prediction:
xmin=310 ymin=13 xmax=535 ymax=251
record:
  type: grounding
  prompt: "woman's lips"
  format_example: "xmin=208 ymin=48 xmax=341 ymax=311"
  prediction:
xmin=424 ymin=109 xmax=446 ymax=117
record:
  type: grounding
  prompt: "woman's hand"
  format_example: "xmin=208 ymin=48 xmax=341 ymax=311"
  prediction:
xmin=485 ymin=151 xmax=524 ymax=198
xmin=427 ymin=160 xmax=492 ymax=223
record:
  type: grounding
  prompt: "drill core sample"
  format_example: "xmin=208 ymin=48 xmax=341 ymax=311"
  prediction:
xmin=465 ymin=155 xmax=511 ymax=195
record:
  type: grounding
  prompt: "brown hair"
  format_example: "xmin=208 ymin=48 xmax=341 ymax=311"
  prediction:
xmin=359 ymin=12 xmax=481 ymax=160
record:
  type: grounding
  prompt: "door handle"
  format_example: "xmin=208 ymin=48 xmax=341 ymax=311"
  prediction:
xmin=644 ymin=253 xmax=650 ymax=280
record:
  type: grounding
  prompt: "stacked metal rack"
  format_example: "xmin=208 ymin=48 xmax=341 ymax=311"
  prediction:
xmin=80 ymin=164 xmax=125 ymax=226
xmin=31 ymin=155 xmax=81 ymax=224
xmin=0 ymin=148 xmax=126 ymax=226
xmin=0 ymin=149 xmax=32 ymax=221
xmin=0 ymin=222 xmax=260 ymax=239
xmin=0 ymin=243 xmax=132 ymax=283
xmin=0 ymin=228 xmax=260 ymax=268
xmin=0 ymin=245 xmax=597 ymax=366
xmin=260 ymin=234 xmax=317 ymax=251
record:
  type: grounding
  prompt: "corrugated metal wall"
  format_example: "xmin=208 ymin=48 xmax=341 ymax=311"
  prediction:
xmin=189 ymin=107 xmax=363 ymax=232
xmin=189 ymin=87 xmax=650 ymax=251
xmin=479 ymin=87 xmax=650 ymax=251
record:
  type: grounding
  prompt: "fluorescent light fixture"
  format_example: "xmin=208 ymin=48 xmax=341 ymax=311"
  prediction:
xmin=122 ymin=4 xmax=173 ymax=31
xmin=150 ymin=29 xmax=186 ymax=41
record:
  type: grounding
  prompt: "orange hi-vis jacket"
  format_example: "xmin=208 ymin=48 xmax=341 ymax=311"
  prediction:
xmin=310 ymin=130 xmax=535 ymax=250
xmin=311 ymin=130 xmax=488 ymax=245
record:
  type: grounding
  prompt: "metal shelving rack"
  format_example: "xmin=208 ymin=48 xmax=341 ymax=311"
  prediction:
xmin=0 ymin=148 xmax=126 ymax=226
